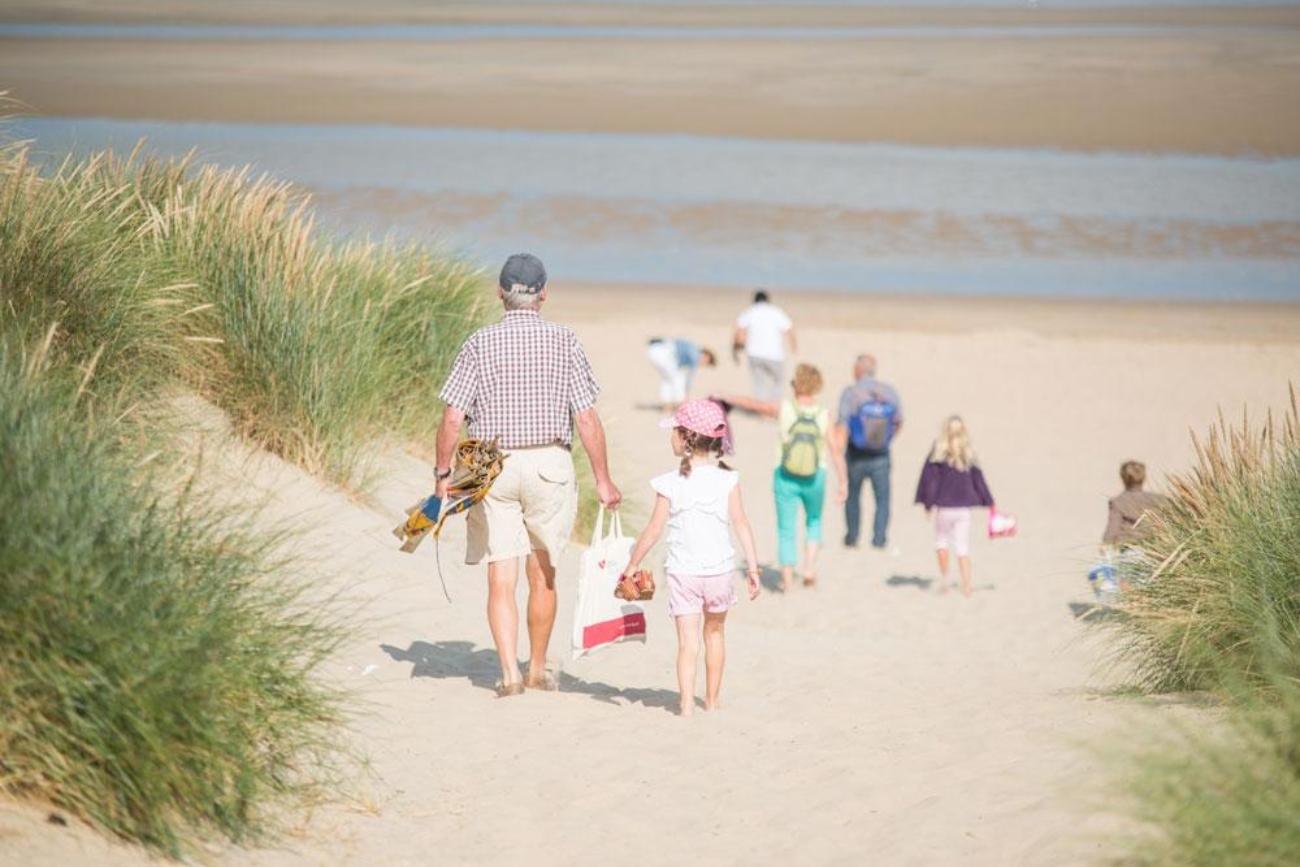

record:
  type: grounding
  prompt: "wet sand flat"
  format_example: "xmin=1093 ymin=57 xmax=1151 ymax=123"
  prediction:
xmin=2 ymin=27 xmax=1299 ymax=155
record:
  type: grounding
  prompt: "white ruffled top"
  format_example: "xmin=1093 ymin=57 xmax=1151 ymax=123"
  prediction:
xmin=650 ymin=464 xmax=739 ymax=576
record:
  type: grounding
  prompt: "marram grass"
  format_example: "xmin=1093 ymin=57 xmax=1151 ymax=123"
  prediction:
xmin=0 ymin=133 xmax=489 ymax=855
xmin=1 ymin=141 xmax=489 ymax=482
xmin=1106 ymin=387 xmax=1300 ymax=694
xmin=0 ymin=338 xmax=345 ymax=857
xmin=1103 ymin=388 xmax=1300 ymax=867
xmin=1118 ymin=687 xmax=1300 ymax=867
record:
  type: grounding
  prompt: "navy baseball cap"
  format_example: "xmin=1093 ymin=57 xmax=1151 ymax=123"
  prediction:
xmin=499 ymin=253 xmax=547 ymax=293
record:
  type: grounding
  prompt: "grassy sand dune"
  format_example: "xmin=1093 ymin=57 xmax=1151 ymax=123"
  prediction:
xmin=0 ymin=137 xmax=486 ymax=854
xmin=1101 ymin=391 xmax=1300 ymax=866
xmin=2 ymin=141 xmax=486 ymax=481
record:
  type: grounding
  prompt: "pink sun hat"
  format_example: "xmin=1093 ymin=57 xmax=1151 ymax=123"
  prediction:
xmin=659 ymin=398 xmax=734 ymax=453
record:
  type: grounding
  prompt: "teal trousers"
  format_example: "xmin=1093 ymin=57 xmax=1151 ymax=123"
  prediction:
xmin=773 ymin=467 xmax=827 ymax=567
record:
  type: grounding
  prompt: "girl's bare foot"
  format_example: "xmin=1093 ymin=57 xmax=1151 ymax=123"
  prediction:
xmin=679 ymin=704 xmax=694 ymax=717
xmin=779 ymin=568 xmax=793 ymax=591
xmin=704 ymin=699 xmax=721 ymax=711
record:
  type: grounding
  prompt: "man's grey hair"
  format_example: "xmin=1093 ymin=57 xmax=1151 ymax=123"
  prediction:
xmin=502 ymin=286 xmax=543 ymax=311
xmin=855 ymin=353 xmax=877 ymax=376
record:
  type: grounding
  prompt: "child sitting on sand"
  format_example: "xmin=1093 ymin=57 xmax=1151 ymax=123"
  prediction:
xmin=621 ymin=399 xmax=761 ymax=717
xmin=1102 ymin=460 xmax=1168 ymax=550
xmin=914 ymin=415 xmax=996 ymax=597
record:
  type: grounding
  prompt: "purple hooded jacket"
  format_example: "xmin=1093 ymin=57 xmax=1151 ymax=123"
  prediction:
xmin=915 ymin=459 xmax=994 ymax=509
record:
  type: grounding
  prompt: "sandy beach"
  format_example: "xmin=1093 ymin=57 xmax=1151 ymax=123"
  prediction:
xmin=2 ymin=5 xmax=1300 ymax=155
xmin=2 ymin=0 xmax=1298 ymax=862
xmin=2 ymin=286 xmax=1297 ymax=866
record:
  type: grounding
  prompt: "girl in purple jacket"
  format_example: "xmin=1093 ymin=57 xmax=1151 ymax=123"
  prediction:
xmin=914 ymin=416 xmax=995 ymax=597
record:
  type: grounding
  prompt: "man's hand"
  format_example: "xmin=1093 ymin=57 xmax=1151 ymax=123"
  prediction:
xmin=435 ymin=477 xmax=450 ymax=502
xmin=575 ymin=408 xmax=620 ymax=509
xmin=596 ymin=476 xmax=622 ymax=509
xmin=746 ymin=569 xmax=761 ymax=600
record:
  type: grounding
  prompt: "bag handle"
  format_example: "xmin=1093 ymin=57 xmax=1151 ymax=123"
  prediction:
xmin=589 ymin=505 xmax=625 ymax=547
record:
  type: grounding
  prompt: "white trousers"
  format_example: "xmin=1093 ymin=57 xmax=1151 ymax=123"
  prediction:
xmin=647 ymin=341 xmax=690 ymax=404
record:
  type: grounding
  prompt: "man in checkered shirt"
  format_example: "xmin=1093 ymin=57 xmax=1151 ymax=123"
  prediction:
xmin=435 ymin=253 xmax=621 ymax=697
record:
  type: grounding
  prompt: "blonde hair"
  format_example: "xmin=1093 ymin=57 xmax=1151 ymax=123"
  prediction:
xmin=791 ymin=363 xmax=823 ymax=397
xmin=932 ymin=415 xmax=976 ymax=471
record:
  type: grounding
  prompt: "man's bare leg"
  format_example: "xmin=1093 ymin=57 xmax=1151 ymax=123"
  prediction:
xmin=487 ymin=558 xmax=521 ymax=686
xmin=524 ymin=549 xmax=558 ymax=682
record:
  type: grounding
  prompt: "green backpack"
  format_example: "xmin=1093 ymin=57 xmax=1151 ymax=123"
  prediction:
xmin=780 ymin=406 xmax=822 ymax=479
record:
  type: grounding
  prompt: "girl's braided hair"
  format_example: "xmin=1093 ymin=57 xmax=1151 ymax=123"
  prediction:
xmin=677 ymin=428 xmax=731 ymax=477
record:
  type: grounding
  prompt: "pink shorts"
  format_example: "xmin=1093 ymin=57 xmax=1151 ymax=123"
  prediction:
xmin=666 ymin=571 xmax=737 ymax=617
xmin=934 ymin=507 xmax=972 ymax=557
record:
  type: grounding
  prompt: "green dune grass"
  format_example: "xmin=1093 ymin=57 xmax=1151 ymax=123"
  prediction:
xmin=0 ymin=338 xmax=345 ymax=856
xmin=2 ymin=142 xmax=488 ymax=483
xmin=0 ymin=135 xmax=488 ymax=854
xmin=1105 ymin=390 xmax=1300 ymax=865
xmin=1107 ymin=391 xmax=1300 ymax=694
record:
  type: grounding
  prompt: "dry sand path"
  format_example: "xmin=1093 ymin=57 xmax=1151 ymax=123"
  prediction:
xmin=3 ymin=291 xmax=1299 ymax=866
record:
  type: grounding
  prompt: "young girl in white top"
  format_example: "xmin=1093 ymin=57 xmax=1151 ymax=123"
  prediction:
xmin=622 ymin=399 xmax=761 ymax=717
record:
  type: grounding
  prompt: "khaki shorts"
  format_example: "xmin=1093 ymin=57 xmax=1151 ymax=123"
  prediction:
xmin=466 ymin=445 xmax=578 ymax=565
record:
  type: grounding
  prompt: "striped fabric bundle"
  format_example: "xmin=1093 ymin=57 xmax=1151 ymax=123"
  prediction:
xmin=393 ymin=439 xmax=507 ymax=554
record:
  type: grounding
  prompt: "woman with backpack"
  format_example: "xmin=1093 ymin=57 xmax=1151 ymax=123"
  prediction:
xmin=914 ymin=415 xmax=995 ymax=597
xmin=711 ymin=364 xmax=842 ymax=589
xmin=771 ymin=364 xmax=840 ymax=590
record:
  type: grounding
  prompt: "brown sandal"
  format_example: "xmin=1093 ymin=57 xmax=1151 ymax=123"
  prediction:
xmin=495 ymin=681 xmax=525 ymax=698
xmin=615 ymin=570 xmax=655 ymax=601
xmin=523 ymin=672 xmax=559 ymax=691
xmin=635 ymin=570 xmax=655 ymax=600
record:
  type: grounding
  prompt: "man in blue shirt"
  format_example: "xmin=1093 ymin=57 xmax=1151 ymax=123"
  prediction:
xmin=647 ymin=337 xmax=717 ymax=410
xmin=829 ymin=353 xmax=903 ymax=550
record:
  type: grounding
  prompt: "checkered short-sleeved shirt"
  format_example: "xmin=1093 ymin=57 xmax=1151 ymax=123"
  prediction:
xmin=439 ymin=310 xmax=601 ymax=449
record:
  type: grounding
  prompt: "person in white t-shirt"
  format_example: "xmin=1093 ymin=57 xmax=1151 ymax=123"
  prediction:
xmin=621 ymin=399 xmax=761 ymax=717
xmin=732 ymin=290 xmax=795 ymax=403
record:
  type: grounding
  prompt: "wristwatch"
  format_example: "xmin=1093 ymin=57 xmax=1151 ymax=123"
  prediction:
xmin=435 ymin=467 xmax=452 ymax=481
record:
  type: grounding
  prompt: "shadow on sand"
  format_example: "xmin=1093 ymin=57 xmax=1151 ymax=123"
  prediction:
xmin=757 ymin=565 xmax=785 ymax=593
xmin=886 ymin=574 xmax=934 ymax=591
xmin=380 ymin=640 xmax=688 ymax=713
xmin=887 ymin=574 xmax=999 ymax=593
xmin=1068 ymin=601 xmax=1123 ymax=622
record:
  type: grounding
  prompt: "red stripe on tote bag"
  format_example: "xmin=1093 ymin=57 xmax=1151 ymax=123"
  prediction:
xmin=583 ymin=611 xmax=647 ymax=650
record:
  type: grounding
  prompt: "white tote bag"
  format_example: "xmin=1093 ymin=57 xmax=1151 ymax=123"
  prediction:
xmin=571 ymin=507 xmax=645 ymax=659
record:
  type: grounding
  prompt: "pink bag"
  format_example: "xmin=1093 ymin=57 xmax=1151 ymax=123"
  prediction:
xmin=987 ymin=507 xmax=1018 ymax=539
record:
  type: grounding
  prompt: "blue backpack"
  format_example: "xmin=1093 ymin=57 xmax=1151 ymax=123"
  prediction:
xmin=848 ymin=391 xmax=898 ymax=453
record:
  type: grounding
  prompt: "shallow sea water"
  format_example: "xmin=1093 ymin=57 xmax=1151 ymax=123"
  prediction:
xmin=11 ymin=117 xmax=1299 ymax=300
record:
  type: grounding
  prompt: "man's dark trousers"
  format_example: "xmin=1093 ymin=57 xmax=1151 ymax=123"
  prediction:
xmin=844 ymin=451 xmax=890 ymax=548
